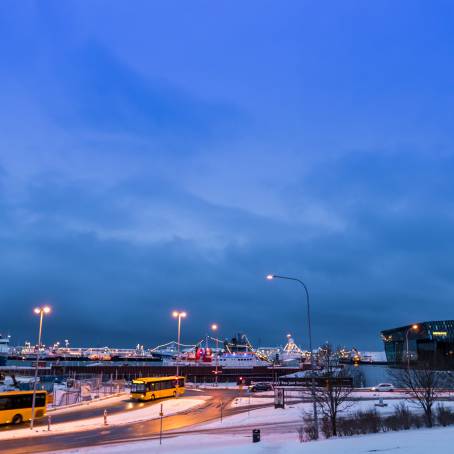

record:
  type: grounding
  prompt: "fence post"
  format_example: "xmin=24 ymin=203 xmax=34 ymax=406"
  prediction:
xmin=159 ymin=403 xmax=164 ymax=444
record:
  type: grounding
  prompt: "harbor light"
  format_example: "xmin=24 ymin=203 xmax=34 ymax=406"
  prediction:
xmin=211 ymin=323 xmax=220 ymax=386
xmin=172 ymin=311 xmax=187 ymax=379
xmin=34 ymin=306 xmax=51 ymax=315
xmin=173 ymin=311 xmax=187 ymax=318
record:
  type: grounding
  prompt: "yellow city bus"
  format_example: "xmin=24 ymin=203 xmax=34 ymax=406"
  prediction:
xmin=0 ymin=390 xmax=47 ymax=425
xmin=130 ymin=376 xmax=185 ymax=401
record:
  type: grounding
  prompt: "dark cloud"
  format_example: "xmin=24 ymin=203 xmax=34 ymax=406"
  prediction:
xmin=2 ymin=1 xmax=454 ymax=352
xmin=2 ymin=150 xmax=454 ymax=351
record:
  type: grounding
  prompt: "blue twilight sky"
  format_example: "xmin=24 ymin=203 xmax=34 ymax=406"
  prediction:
xmin=1 ymin=0 xmax=454 ymax=350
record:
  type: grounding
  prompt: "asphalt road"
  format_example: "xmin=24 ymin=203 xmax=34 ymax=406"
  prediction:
xmin=1 ymin=389 xmax=207 ymax=430
xmin=0 ymin=388 xmax=257 ymax=453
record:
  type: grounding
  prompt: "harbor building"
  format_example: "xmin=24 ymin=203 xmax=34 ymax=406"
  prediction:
xmin=381 ymin=320 xmax=454 ymax=367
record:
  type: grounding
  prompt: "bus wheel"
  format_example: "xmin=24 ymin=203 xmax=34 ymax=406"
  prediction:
xmin=12 ymin=414 xmax=23 ymax=425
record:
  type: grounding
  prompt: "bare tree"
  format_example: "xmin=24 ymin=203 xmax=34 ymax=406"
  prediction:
xmin=305 ymin=344 xmax=354 ymax=436
xmin=389 ymin=363 xmax=453 ymax=427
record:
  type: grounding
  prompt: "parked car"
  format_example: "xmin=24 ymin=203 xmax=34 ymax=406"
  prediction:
xmin=371 ymin=383 xmax=394 ymax=392
xmin=248 ymin=382 xmax=273 ymax=392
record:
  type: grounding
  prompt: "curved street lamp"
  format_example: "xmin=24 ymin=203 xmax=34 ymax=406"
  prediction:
xmin=266 ymin=274 xmax=319 ymax=439
xmin=405 ymin=324 xmax=419 ymax=369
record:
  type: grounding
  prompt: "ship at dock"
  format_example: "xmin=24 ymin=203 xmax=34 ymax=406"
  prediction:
xmin=6 ymin=333 xmax=312 ymax=370
xmin=0 ymin=335 xmax=10 ymax=366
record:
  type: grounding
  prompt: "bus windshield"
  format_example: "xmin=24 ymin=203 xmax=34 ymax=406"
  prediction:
xmin=131 ymin=383 xmax=146 ymax=393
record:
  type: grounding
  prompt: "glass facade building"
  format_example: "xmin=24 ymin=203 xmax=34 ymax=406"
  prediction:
xmin=381 ymin=320 xmax=454 ymax=367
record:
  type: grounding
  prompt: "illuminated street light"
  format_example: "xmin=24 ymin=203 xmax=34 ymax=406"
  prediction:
xmin=405 ymin=324 xmax=419 ymax=369
xmin=211 ymin=323 xmax=220 ymax=386
xmin=266 ymin=273 xmax=319 ymax=439
xmin=172 ymin=311 xmax=187 ymax=378
xmin=30 ymin=306 xmax=51 ymax=430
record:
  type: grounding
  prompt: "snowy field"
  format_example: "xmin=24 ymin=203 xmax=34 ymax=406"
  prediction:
xmin=199 ymin=398 xmax=417 ymax=430
xmin=230 ymin=389 xmax=419 ymax=406
xmin=58 ymin=425 xmax=454 ymax=454
xmin=230 ymin=396 xmax=301 ymax=408
xmin=0 ymin=397 xmax=210 ymax=441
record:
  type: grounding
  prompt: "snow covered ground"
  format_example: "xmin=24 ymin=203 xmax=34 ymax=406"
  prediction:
xmin=202 ymin=396 xmax=454 ymax=430
xmin=48 ymin=393 xmax=128 ymax=414
xmin=201 ymin=399 xmax=400 ymax=430
xmin=230 ymin=396 xmax=300 ymax=408
xmin=0 ymin=397 xmax=210 ymax=441
xmin=58 ymin=425 xmax=454 ymax=454
xmin=229 ymin=389 xmax=434 ymax=409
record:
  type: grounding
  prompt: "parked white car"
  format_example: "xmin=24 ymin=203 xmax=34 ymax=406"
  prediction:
xmin=371 ymin=383 xmax=394 ymax=392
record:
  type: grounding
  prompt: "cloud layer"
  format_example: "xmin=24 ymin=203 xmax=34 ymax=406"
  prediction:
xmin=1 ymin=1 xmax=454 ymax=350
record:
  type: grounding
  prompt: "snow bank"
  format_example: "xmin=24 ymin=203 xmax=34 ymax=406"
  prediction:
xmin=48 ymin=393 xmax=127 ymax=415
xmin=57 ymin=425 xmax=454 ymax=454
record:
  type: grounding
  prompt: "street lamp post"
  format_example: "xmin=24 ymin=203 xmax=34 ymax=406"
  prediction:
xmin=266 ymin=274 xmax=319 ymax=439
xmin=30 ymin=305 xmax=51 ymax=430
xmin=172 ymin=311 xmax=187 ymax=378
xmin=211 ymin=324 xmax=219 ymax=386
xmin=405 ymin=324 xmax=419 ymax=369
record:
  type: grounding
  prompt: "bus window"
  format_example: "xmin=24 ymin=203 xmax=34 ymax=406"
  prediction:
xmin=15 ymin=394 xmax=33 ymax=409
xmin=0 ymin=397 xmax=11 ymax=410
